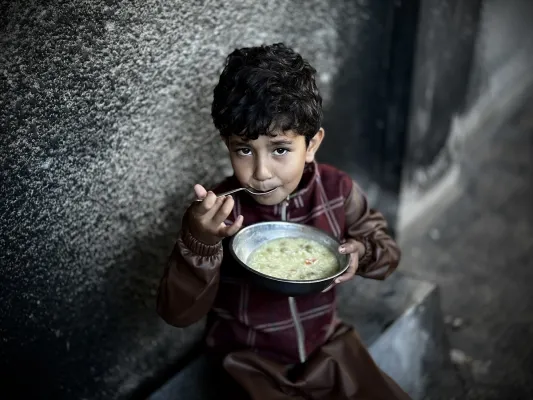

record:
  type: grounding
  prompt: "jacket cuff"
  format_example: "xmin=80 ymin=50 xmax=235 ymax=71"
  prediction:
xmin=181 ymin=229 xmax=221 ymax=257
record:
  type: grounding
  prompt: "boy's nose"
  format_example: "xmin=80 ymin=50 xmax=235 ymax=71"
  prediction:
xmin=253 ymin=159 xmax=273 ymax=182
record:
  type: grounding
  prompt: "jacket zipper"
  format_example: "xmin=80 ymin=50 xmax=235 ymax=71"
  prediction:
xmin=281 ymin=196 xmax=307 ymax=363
xmin=288 ymin=297 xmax=306 ymax=363
xmin=280 ymin=195 xmax=289 ymax=221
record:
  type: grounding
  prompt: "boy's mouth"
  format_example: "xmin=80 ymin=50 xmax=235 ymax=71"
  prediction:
xmin=249 ymin=186 xmax=279 ymax=195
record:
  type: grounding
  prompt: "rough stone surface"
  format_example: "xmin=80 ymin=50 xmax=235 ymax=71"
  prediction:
xmin=0 ymin=1 xmax=400 ymax=398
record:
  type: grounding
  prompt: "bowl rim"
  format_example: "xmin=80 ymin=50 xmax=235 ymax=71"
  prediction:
xmin=228 ymin=221 xmax=351 ymax=284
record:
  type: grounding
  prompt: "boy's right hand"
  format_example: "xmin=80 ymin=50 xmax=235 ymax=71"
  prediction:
xmin=186 ymin=184 xmax=244 ymax=245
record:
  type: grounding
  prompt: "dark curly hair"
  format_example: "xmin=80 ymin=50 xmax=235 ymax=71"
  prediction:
xmin=211 ymin=43 xmax=323 ymax=145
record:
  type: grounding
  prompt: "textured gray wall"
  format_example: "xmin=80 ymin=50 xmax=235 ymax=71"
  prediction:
xmin=0 ymin=0 xmax=377 ymax=398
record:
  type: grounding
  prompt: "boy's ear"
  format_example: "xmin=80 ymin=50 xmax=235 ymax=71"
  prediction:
xmin=305 ymin=128 xmax=325 ymax=163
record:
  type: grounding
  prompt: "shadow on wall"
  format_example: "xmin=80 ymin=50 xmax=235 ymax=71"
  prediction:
xmin=98 ymin=193 xmax=204 ymax=399
xmin=320 ymin=2 xmax=393 ymax=191
xmin=320 ymin=0 xmax=419 ymax=232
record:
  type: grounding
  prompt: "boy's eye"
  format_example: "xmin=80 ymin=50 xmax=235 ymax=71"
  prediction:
xmin=273 ymin=148 xmax=289 ymax=156
xmin=236 ymin=148 xmax=252 ymax=156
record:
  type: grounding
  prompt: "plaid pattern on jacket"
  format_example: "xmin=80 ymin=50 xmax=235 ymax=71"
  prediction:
xmin=157 ymin=162 xmax=400 ymax=365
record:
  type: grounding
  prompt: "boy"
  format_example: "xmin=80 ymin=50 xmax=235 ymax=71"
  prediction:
xmin=157 ymin=43 xmax=410 ymax=400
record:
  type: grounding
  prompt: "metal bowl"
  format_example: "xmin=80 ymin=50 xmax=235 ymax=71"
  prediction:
xmin=228 ymin=221 xmax=350 ymax=296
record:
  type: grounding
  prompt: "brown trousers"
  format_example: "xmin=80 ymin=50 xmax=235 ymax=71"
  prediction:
xmin=222 ymin=324 xmax=411 ymax=400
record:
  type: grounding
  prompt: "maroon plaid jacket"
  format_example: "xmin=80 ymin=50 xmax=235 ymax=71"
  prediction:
xmin=157 ymin=162 xmax=400 ymax=364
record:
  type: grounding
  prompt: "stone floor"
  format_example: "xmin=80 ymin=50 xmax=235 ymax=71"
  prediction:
xmin=399 ymin=95 xmax=533 ymax=399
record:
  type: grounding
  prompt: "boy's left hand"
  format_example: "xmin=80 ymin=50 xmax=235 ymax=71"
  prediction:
xmin=334 ymin=239 xmax=365 ymax=284
xmin=322 ymin=239 xmax=364 ymax=292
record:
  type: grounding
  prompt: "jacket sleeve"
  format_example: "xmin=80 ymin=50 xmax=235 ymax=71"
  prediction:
xmin=156 ymin=226 xmax=223 ymax=327
xmin=344 ymin=180 xmax=401 ymax=280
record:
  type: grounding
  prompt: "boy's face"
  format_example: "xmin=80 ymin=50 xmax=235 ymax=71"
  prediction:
xmin=224 ymin=129 xmax=324 ymax=206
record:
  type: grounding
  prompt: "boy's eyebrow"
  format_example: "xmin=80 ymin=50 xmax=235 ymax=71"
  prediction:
xmin=230 ymin=138 xmax=293 ymax=146
xmin=269 ymin=139 xmax=293 ymax=145
xmin=231 ymin=139 xmax=250 ymax=146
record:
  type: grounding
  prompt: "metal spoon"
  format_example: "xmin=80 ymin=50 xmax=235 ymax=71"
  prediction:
xmin=195 ymin=187 xmax=277 ymax=201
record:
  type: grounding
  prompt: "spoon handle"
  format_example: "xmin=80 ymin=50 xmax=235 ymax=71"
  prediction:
xmin=215 ymin=187 xmax=245 ymax=197
xmin=194 ymin=187 xmax=244 ymax=202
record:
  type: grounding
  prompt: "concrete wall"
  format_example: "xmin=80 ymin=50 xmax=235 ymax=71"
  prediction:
xmin=402 ymin=0 xmax=483 ymax=189
xmin=398 ymin=0 xmax=533 ymax=230
xmin=0 ymin=1 xmax=407 ymax=398
xmin=465 ymin=0 xmax=533 ymax=111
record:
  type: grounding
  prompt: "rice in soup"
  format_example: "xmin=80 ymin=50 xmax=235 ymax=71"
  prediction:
xmin=247 ymin=237 xmax=339 ymax=280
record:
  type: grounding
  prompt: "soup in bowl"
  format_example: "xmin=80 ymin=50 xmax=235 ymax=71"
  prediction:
xmin=229 ymin=222 xmax=350 ymax=296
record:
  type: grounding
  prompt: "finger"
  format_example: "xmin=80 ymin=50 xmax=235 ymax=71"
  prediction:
xmin=212 ymin=196 xmax=235 ymax=226
xmin=335 ymin=254 xmax=358 ymax=284
xmin=194 ymin=184 xmax=208 ymax=200
xmin=196 ymin=191 xmax=218 ymax=214
xmin=218 ymin=215 xmax=244 ymax=237
xmin=338 ymin=239 xmax=360 ymax=255
xmin=202 ymin=194 xmax=226 ymax=219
